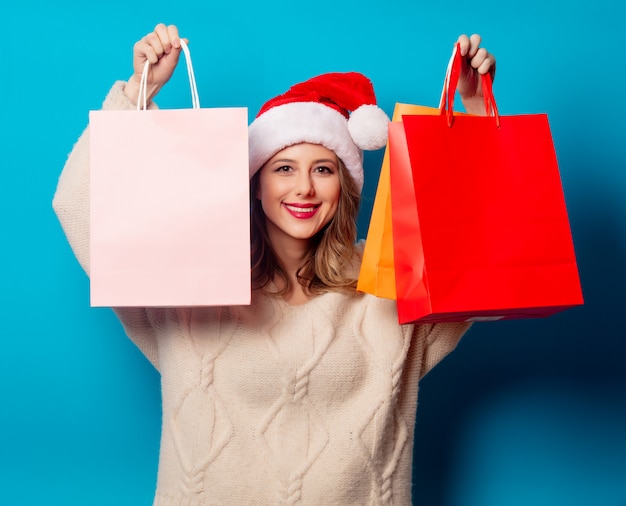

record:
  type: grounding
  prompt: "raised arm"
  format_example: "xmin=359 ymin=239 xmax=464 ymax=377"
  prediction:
xmin=52 ymin=24 xmax=188 ymax=370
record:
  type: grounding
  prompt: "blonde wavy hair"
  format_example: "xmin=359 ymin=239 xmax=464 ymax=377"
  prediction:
xmin=250 ymin=156 xmax=361 ymax=296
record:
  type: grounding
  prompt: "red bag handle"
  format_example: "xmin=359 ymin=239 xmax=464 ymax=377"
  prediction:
xmin=439 ymin=43 xmax=500 ymax=127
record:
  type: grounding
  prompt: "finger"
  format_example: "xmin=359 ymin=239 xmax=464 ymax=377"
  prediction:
xmin=469 ymin=48 xmax=495 ymax=73
xmin=469 ymin=47 xmax=488 ymax=69
xmin=468 ymin=34 xmax=482 ymax=58
xmin=134 ymin=38 xmax=159 ymax=65
xmin=456 ymin=34 xmax=471 ymax=56
xmin=144 ymin=32 xmax=166 ymax=62
xmin=477 ymin=53 xmax=496 ymax=77
xmin=166 ymin=24 xmax=182 ymax=50
xmin=153 ymin=23 xmax=172 ymax=54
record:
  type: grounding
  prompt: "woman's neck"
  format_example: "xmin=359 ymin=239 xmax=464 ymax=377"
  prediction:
xmin=269 ymin=236 xmax=314 ymax=306
xmin=271 ymin=270 xmax=311 ymax=306
xmin=267 ymin=227 xmax=312 ymax=274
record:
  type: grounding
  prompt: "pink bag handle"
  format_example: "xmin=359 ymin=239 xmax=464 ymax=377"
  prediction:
xmin=438 ymin=43 xmax=500 ymax=127
xmin=137 ymin=39 xmax=200 ymax=111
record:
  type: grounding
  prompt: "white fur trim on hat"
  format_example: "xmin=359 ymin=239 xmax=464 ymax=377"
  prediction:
xmin=248 ymin=101 xmax=365 ymax=191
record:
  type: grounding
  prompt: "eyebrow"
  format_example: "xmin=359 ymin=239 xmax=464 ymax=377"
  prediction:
xmin=271 ymin=158 xmax=338 ymax=165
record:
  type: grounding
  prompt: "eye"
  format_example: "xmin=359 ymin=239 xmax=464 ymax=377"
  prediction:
xmin=274 ymin=165 xmax=293 ymax=173
xmin=313 ymin=165 xmax=334 ymax=175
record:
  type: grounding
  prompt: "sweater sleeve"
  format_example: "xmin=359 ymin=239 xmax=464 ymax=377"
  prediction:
xmin=418 ymin=322 xmax=471 ymax=379
xmin=52 ymin=81 xmax=160 ymax=369
xmin=52 ymin=81 xmax=146 ymax=272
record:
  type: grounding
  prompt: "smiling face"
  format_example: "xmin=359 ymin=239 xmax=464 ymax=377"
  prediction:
xmin=257 ymin=143 xmax=341 ymax=252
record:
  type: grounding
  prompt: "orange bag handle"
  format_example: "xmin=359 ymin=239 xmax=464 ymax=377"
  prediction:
xmin=439 ymin=43 xmax=500 ymax=127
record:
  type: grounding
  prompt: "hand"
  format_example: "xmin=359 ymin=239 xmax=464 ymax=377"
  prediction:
xmin=455 ymin=34 xmax=496 ymax=115
xmin=124 ymin=23 xmax=187 ymax=106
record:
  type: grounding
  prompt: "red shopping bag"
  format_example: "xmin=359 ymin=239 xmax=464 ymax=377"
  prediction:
xmin=89 ymin=42 xmax=250 ymax=307
xmin=389 ymin=44 xmax=583 ymax=324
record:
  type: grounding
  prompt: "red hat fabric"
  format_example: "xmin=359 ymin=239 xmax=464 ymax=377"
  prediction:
xmin=248 ymin=72 xmax=389 ymax=191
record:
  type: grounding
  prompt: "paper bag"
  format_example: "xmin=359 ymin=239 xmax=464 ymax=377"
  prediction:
xmin=389 ymin=44 xmax=583 ymax=323
xmin=357 ymin=103 xmax=465 ymax=299
xmin=89 ymin=42 xmax=250 ymax=307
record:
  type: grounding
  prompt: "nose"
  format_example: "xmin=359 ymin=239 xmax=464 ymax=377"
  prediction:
xmin=295 ymin=172 xmax=315 ymax=197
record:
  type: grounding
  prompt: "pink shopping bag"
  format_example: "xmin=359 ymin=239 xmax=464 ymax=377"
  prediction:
xmin=89 ymin=42 xmax=250 ymax=307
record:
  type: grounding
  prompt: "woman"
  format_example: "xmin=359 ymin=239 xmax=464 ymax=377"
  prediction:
xmin=53 ymin=23 xmax=495 ymax=505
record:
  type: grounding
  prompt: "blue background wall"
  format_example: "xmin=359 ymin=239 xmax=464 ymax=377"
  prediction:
xmin=3 ymin=0 xmax=625 ymax=504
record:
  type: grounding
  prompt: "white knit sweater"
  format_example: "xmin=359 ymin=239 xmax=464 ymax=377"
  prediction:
xmin=53 ymin=82 xmax=470 ymax=505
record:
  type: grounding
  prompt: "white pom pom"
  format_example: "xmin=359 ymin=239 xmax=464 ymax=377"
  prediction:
xmin=348 ymin=104 xmax=389 ymax=150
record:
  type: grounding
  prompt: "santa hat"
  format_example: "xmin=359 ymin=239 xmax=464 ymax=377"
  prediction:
xmin=248 ymin=72 xmax=389 ymax=191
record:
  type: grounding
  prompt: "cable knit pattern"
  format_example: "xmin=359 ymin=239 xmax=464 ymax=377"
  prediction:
xmin=52 ymin=82 xmax=471 ymax=505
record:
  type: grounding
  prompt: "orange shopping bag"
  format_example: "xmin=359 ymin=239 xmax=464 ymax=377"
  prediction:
xmin=357 ymin=103 xmax=466 ymax=299
xmin=89 ymin=42 xmax=250 ymax=307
